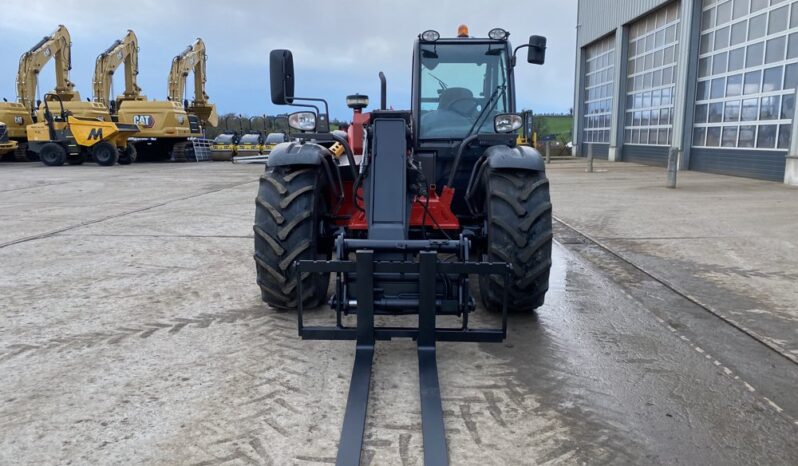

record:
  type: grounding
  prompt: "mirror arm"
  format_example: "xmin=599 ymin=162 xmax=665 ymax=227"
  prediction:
xmin=286 ymin=98 xmax=320 ymax=116
xmin=287 ymin=96 xmax=330 ymax=132
xmin=512 ymin=44 xmax=530 ymax=68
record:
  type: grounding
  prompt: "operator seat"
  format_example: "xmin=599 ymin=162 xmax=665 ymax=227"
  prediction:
xmin=420 ymin=87 xmax=476 ymax=133
xmin=438 ymin=87 xmax=476 ymax=116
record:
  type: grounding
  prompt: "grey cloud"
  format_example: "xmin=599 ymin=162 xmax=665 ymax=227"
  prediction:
xmin=0 ymin=0 xmax=577 ymax=118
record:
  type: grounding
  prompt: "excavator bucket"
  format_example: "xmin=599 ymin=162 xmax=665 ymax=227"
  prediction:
xmin=189 ymin=103 xmax=218 ymax=128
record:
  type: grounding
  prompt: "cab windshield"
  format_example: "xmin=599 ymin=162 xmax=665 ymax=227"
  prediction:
xmin=419 ymin=43 xmax=509 ymax=139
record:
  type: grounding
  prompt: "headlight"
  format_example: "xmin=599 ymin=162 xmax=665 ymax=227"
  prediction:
xmin=494 ymin=113 xmax=522 ymax=133
xmin=488 ymin=28 xmax=509 ymax=40
xmin=288 ymin=111 xmax=316 ymax=131
xmin=420 ymin=30 xmax=440 ymax=42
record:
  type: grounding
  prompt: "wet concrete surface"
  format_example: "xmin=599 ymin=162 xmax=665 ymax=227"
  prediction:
xmin=1 ymin=163 xmax=797 ymax=464
xmin=547 ymin=159 xmax=798 ymax=363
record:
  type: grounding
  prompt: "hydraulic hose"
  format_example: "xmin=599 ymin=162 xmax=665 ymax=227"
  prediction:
xmin=446 ymin=134 xmax=479 ymax=188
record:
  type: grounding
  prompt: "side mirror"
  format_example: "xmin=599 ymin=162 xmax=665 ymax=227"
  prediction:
xmin=270 ymin=49 xmax=294 ymax=105
xmin=527 ymin=35 xmax=547 ymax=65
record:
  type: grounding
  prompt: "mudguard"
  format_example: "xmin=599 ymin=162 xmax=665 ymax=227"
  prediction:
xmin=267 ymin=141 xmax=330 ymax=167
xmin=464 ymin=144 xmax=547 ymax=215
xmin=483 ymin=144 xmax=545 ymax=172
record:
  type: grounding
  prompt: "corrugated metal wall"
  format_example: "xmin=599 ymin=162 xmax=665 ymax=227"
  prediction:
xmin=622 ymin=145 xmax=669 ymax=167
xmin=580 ymin=143 xmax=610 ymax=160
xmin=689 ymin=149 xmax=786 ymax=182
xmin=578 ymin=0 xmax=672 ymax=47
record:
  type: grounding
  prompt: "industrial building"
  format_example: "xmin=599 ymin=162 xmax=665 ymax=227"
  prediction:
xmin=573 ymin=0 xmax=798 ymax=184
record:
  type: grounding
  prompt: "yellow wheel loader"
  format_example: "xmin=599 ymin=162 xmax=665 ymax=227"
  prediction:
xmin=516 ymin=110 xmax=536 ymax=147
xmin=27 ymin=94 xmax=138 ymax=166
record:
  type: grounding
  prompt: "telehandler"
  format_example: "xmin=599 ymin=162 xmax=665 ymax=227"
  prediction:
xmin=27 ymin=94 xmax=138 ymax=166
xmin=256 ymin=26 xmax=550 ymax=465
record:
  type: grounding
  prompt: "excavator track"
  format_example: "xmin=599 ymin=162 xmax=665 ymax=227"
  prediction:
xmin=15 ymin=142 xmax=36 ymax=162
xmin=171 ymin=141 xmax=196 ymax=162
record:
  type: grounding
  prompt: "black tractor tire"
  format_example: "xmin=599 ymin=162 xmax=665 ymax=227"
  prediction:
xmin=479 ymin=169 xmax=553 ymax=312
xmin=91 ymin=141 xmax=118 ymax=166
xmin=39 ymin=143 xmax=67 ymax=166
xmin=67 ymin=153 xmax=86 ymax=165
xmin=254 ymin=165 xmax=330 ymax=310
xmin=118 ymin=145 xmax=137 ymax=165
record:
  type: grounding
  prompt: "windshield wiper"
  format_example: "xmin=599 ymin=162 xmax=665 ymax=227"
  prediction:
xmin=426 ymin=72 xmax=448 ymax=92
xmin=466 ymin=85 xmax=505 ymax=137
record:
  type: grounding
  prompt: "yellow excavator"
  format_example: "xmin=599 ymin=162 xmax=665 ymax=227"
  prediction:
xmin=167 ymin=38 xmax=218 ymax=129
xmin=0 ymin=25 xmax=110 ymax=161
xmin=91 ymin=29 xmax=147 ymax=163
xmin=93 ymin=30 xmax=146 ymax=112
xmin=115 ymin=38 xmax=217 ymax=161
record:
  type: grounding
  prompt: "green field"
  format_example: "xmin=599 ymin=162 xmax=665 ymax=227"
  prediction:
xmin=535 ymin=115 xmax=573 ymax=141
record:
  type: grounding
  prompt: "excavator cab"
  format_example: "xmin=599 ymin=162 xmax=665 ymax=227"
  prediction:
xmin=27 ymin=94 xmax=139 ymax=167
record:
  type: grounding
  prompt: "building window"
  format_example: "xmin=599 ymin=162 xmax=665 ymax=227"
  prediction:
xmin=692 ymin=0 xmax=798 ymax=150
xmin=625 ymin=2 xmax=681 ymax=146
xmin=583 ymin=35 xmax=615 ymax=144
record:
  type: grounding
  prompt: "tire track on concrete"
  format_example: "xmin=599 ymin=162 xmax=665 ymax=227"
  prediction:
xmin=0 ymin=179 xmax=257 ymax=250
xmin=0 ymin=306 xmax=274 ymax=361
xmin=171 ymin=312 xmax=349 ymax=466
xmin=0 ymin=181 xmax=73 ymax=194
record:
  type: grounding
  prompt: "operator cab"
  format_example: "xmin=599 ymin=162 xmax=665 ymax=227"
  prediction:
xmin=413 ymin=27 xmax=544 ymax=142
xmin=411 ymin=27 xmax=546 ymax=215
xmin=417 ymin=41 xmax=510 ymax=138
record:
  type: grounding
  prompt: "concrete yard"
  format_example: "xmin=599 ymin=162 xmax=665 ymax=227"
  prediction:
xmin=1 ymin=162 xmax=797 ymax=465
xmin=547 ymin=158 xmax=798 ymax=363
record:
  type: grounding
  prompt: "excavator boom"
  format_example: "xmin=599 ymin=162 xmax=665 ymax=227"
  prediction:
xmin=167 ymin=38 xmax=217 ymax=127
xmin=16 ymin=24 xmax=79 ymax=113
xmin=93 ymin=30 xmax=145 ymax=108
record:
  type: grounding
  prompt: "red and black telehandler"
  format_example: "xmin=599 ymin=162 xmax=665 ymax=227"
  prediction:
xmin=254 ymin=26 xmax=551 ymax=465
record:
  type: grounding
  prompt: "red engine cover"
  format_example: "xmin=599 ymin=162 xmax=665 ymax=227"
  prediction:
xmin=347 ymin=186 xmax=459 ymax=231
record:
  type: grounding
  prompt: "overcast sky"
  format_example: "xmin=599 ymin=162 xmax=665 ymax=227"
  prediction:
xmin=0 ymin=0 xmax=577 ymax=120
